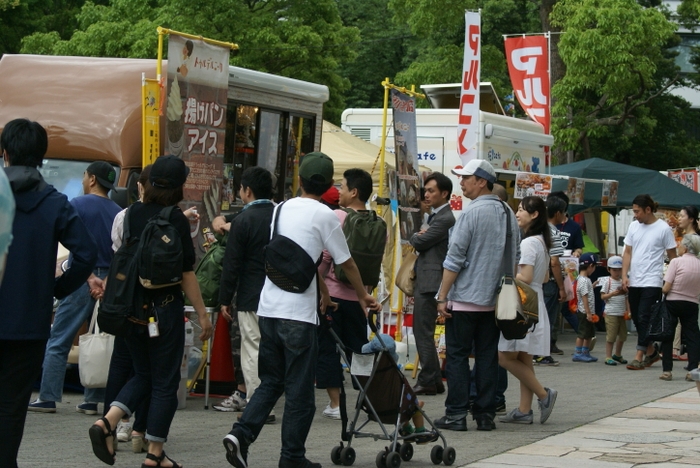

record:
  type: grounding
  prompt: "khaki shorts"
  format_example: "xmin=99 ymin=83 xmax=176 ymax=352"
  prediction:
xmin=605 ymin=315 xmax=627 ymax=343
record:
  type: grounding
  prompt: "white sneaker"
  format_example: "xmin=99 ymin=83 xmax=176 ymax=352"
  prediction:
xmin=322 ymin=404 xmax=341 ymax=420
xmin=116 ymin=420 xmax=132 ymax=442
xmin=214 ymin=390 xmax=248 ymax=412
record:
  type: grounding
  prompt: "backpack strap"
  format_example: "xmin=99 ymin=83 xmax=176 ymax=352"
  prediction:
xmin=123 ymin=206 xmax=133 ymax=243
xmin=500 ymin=200 xmax=515 ymax=277
xmin=159 ymin=205 xmax=178 ymax=221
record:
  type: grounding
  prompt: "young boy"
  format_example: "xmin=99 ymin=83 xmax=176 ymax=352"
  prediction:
xmin=573 ymin=253 xmax=599 ymax=362
xmin=599 ymin=255 xmax=630 ymax=366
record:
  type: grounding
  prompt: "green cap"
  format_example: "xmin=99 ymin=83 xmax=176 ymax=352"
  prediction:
xmin=299 ymin=152 xmax=334 ymax=184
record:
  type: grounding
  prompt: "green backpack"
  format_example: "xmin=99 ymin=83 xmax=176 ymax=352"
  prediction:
xmin=186 ymin=232 xmax=228 ymax=308
xmin=334 ymin=208 xmax=387 ymax=289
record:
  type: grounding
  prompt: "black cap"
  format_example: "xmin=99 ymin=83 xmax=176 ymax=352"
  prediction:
xmin=86 ymin=161 xmax=116 ymax=191
xmin=150 ymin=155 xmax=190 ymax=189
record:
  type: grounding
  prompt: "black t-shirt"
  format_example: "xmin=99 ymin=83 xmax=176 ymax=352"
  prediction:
xmin=127 ymin=203 xmax=196 ymax=274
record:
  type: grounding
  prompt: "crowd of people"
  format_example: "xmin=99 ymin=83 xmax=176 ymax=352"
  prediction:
xmin=1 ymin=118 xmax=699 ymax=468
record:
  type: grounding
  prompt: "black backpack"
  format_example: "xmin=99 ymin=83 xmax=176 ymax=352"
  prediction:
xmin=98 ymin=207 xmax=148 ymax=336
xmin=136 ymin=206 xmax=184 ymax=289
xmin=334 ymin=208 xmax=387 ymax=288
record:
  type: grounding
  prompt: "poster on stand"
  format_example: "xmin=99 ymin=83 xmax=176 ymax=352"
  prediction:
xmin=166 ymin=34 xmax=230 ymax=254
xmin=392 ymin=89 xmax=422 ymax=242
xmin=457 ymin=11 xmax=481 ymax=164
xmin=601 ymin=181 xmax=618 ymax=207
xmin=514 ymin=172 xmax=552 ymax=199
xmin=567 ymin=177 xmax=585 ymax=205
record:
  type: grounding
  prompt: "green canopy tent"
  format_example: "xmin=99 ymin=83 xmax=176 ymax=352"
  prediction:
xmin=549 ymin=158 xmax=700 ymax=212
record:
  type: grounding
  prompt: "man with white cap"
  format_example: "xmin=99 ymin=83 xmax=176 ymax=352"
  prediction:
xmin=434 ymin=159 xmax=519 ymax=432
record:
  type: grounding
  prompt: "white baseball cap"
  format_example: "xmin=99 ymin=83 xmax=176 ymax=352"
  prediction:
xmin=451 ymin=159 xmax=497 ymax=183
xmin=607 ymin=256 xmax=623 ymax=269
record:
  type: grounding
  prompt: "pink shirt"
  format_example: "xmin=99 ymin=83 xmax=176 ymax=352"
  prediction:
xmin=320 ymin=209 xmax=358 ymax=301
xmin=664 ymin=253 xmax=700 ymax=303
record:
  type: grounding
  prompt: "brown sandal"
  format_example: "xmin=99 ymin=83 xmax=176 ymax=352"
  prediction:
xmin=141 ymin=451 xmax=183 ymax=468
xmin=88 ymin=417 xmax=116 ymax=465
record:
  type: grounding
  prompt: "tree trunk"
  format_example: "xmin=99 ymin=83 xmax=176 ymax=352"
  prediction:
xmin=540 ymin=0 xmax=569 ymax=165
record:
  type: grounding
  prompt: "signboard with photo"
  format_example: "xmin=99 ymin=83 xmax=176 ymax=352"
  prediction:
xmin=601 ymin=181 xmax=618 ymax=207
xmin=668 ymin=169 xmax=698 ymax=192
xmin=567 ymin=177 xmax=585 ymax=205
xmin=514 ymin=172 xmax=552 ymax=199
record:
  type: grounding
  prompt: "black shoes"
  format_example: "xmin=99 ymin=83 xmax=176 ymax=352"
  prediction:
xmin=435 ymin=380 xmax=445 ymax=394
xmin=223 ymin=431 xmax=248 ymax=468
xmin=475 ymin=415 xmax=496 ymax=431
xmin=434 ymin=415 xmax=467 ymax=431
xmin=413 ymin=384 xmax=437 ymax=396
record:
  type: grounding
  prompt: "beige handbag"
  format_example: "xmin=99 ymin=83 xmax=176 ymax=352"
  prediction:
xmin=395 ymin=249 xmax=418 ymax=296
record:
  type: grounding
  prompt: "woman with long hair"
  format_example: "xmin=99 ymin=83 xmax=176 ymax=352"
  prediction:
xmin=498 ymin=196 xmax=558 ymax=425
xmin=88 ymin=156 xmax=212 ymax=468
xmin=676 ymin=205 xmax=700 ymax=238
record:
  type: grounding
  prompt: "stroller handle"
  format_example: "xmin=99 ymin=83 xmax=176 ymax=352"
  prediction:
xmin=368 ymin=309 xmax=379 ymax=334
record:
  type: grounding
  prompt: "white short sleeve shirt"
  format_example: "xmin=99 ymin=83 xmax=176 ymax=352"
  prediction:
xmin=257 ymin=197 xmax=351 ymax=325
xmin=624 ymin=219 xmax=676 ymax=288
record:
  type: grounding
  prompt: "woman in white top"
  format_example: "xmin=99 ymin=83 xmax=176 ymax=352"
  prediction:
xmin=498 ymin=196 xmax=558 ymax=425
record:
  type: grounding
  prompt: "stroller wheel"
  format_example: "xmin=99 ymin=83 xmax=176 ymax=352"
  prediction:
xmin=376 ymin=450 xmax=387 ymax=468
xmin=443 ymin=446 xmax=456 ymax=466
xmin=331 ymin=445 xmax=343 ymax=465
xmin=386 ymin=451 xmax=401 ymax=468
xmin=399 ymin=442 xmax=413 ymax=461
xmin=340 ymin=446 xmax=356 ymax=466
xmin=430 ymin=445 xmax=443 ymax=465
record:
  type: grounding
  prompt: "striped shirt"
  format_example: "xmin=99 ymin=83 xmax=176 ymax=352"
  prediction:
xmin=549 ymin=223 xmax=564 ymax=257
xmin=664 ymin=253 xmax=700 ymax=304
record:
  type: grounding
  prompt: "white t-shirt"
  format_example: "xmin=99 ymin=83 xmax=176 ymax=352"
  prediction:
xmin=258 ymin=197 xmax=352 ymax=325
xmin=624 ymin=219 xmax=676 ymax=287
xmin=600 ymin=276 xmax=626 ymax=316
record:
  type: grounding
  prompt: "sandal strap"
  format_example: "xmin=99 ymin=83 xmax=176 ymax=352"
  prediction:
xmin=145 ymin=452 xmax=164 ymax=463
xmin=98 ymin=417 xmax=116 ymax=437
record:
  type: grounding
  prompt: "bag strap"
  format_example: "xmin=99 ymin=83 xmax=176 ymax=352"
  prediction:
xmin=88 ymin=301 xmax=100 ymax=335
xmin=500 ymin=201 xmax=515 ymax=277
xmin=270 ymin=201 xmax=286 ymax=239
xmin=158 ymin=205 xmax=177 ymax=221
xmin=123 ymin=206 xmax=132 ymax=242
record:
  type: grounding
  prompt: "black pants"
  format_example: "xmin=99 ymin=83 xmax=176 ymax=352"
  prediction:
xmin=661 ymin=300 xmax=700 ymax=372
xmin=413 ymin=292 xmax=442 ymax=387
xmin=628 ymin=287 xmax=662 ymax=352
xmin=444 ymin=310 xmax=499 ymax=419
xmin=104 ymin=336 xmax=150 ymax=432
xmin=316 ymin=297 xmax=368 ymax=389
xmin=0 ymin=339 xmax=47 ymax=468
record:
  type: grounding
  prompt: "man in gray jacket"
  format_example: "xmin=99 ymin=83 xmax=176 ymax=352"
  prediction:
xmin=434 ymin=159 xmax=518 ymax=432
xmin=409 ymin=172 xmax=454 ymax=395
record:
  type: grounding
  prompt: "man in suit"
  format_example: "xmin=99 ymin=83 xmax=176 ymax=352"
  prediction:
xmin=409 ymin=172 xmax=455 ymax=395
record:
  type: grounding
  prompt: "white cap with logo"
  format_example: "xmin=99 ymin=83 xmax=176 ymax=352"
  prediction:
xmin=451 ymin=159 xmax=497 ymax=183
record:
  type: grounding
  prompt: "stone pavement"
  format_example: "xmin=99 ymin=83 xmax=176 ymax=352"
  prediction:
xmin=16 ymin=332 xmax=700 ymax=467
xmin=466 ymin=387 xmax=700 ymax=468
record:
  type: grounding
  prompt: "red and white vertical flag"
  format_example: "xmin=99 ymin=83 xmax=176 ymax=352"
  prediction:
xmin=504 ymin=35 xmax=550 ymax=134
xmin=457 ymin=11 xmax=481 ymax=164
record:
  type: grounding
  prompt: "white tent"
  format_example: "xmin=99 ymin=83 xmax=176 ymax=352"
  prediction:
xmin=320 ymin=120 xmax=393 ymax=185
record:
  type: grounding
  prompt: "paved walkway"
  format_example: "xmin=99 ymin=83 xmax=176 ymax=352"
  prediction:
xmin=465 ymin=387 xmax=700 ymax=468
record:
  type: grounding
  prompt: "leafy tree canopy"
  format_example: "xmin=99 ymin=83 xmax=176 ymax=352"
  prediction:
xmin=20 ymin=0 xmax=359 ymax=122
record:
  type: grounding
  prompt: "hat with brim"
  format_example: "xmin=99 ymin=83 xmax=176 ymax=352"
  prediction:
xmin=299 ymin=152 xmax=334 ymax=185
xmin=451 ymin=159 xmax=497 ymax=183
xmin=86 ymin=161 xmax=116 ymax=191
xmin=150 ymin=155 xmax=190 ymax=189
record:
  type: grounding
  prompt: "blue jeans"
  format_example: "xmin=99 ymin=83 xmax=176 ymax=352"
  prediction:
xmin=232 ymin=317 xmax=318 ymax=463
xmin=111 ymin=294 xmax=184 ymax=443
xmin=39 ymin=268 xmax=108 ymax=403
xmin=104 ymin=336 xmax=149 ymax=433
xmin=444 ymin=310 xmax=499 ymax=419
xmin=560 ymin=300 xmax=579 ymax=333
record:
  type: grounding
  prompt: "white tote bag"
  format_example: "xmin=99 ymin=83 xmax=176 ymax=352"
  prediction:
xmin=79 ymin=301 xmax=115 ymax=388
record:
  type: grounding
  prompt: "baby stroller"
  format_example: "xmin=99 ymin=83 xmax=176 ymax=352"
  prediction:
xmin=325 ymin=312 xmax=456 ymax=467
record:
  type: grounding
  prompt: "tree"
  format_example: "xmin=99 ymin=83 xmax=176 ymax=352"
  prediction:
xmin=20 ymin=0 xmax=359 ymax=123
xmin=550 ymin=0 xmax=680 ymax=160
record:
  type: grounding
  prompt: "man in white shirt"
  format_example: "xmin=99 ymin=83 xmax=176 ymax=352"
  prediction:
xmin=622 ymin=194 xmax=677 ymax=371
xmin=223 ymin=152 xmax=380 ymax=468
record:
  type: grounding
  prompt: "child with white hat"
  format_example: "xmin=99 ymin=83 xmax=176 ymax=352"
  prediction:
xmin=600 ymin=255 xmax=630 ymax=366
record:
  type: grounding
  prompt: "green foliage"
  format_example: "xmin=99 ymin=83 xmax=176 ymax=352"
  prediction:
xmin=19 ymin=0 xmax=359 ymax=123
xmin=550 ymin=0 xmax=679 ymax=158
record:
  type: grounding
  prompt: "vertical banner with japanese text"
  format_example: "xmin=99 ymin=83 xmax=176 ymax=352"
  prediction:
xmin=166 ymin=34 xmax=229 ymax=255
xmin=142 ymin=77 xmax=160 ymax=167
xmin=457 ymin=11 xmax=481 ymax=164
xmin=392 ymin=89 xmax=422 ymax=243
xmin=504 ymin=35 xmax=550 ymax=134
